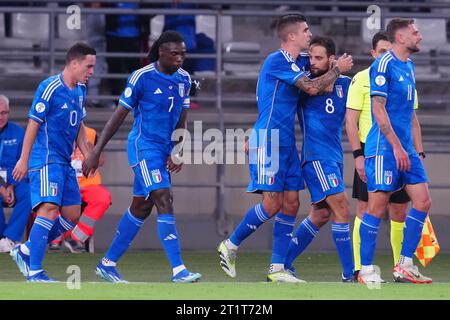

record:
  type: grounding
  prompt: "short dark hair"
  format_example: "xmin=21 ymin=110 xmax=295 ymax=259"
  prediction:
xmin=148 ymin=30 xmax=185 ymax=63
xmin=386 ymin=18 xmax=415 ymax=43
xmin=276 ymin=14 xmax=307 ymax=41
xmin=310 ymin=36 xmax=336 ymax=56
xmin=371 ymin=31 xmax=389 ymax=50
xmin=66 ymin=42 xmax=96 ymax=64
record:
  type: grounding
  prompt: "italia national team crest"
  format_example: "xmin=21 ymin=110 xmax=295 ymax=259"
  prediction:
xmin=178 ymin=83 xmax=185 ymax=97
xmin=336 ymin=85 xmax=344 ymax=98
xmin=384 ymin=171 xmax=393 ymax=185
xmin=49 ymin=182 xmax=58 ymax=196
xmin=265 ymin=171 xmax=275 ymax=185
xmin=151 ymin=169 xmax=162 ymax=184
xmin=327 ymin=173 xmax=339 ymax=188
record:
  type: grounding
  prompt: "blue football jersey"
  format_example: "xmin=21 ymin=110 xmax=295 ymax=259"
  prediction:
xmin=119 ymin=63 xmax=191 ymax=166
xmin=251 ymin=49 xmax=310 ymax=148
xmin=28 ymin=74 xmax=86 ymax=170
xmin=365 ymin=50 xmax=416 ymax=157
xmin=297 ymin=76 xmax=351 ymax=164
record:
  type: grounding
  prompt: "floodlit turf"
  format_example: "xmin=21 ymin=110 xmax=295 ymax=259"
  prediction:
xmin=1 ymin=251 xmax=449 ymax=300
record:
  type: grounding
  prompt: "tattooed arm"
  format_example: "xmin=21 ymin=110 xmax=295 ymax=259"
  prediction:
xmin=372 ymin=95 xmax=410 ymax=171
xmin=295 ymin=53 xmax=353 ymax=95
xmin=295 ymin=66 xmax=340 ymax=95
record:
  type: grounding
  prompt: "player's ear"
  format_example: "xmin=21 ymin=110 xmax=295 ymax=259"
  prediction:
xmin=329 ymin=55 xmax=336 ymax=68
xmin=370 ymin=49 xmax=377 ymax=59
xmin=158 ymin=46 xmax=166 ymax=60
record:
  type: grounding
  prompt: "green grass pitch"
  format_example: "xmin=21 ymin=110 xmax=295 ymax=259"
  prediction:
xmin=0 ymin=251 xmax=449 ymax=300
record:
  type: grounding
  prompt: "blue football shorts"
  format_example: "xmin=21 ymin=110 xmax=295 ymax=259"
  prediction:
xmin=302 ymin=160 xmax=345 ymax=204
xmin=365 ymin=152 xmax=428 ymax=193
xmin=29 ymin=163 xmax=81 ymax=210
xmin=132 ymin=151 xmax=171 ymax=199
xmin=247 ymin=144 xmax=304 ymax=193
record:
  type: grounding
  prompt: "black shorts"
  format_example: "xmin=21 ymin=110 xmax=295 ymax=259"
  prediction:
xmin=351 ymin=142 xmax=410 ymax=204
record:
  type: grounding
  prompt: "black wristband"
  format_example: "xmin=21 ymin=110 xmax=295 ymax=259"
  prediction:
xmin=353 ymin=149 xmax=364 ymax=159
xmin=418 ymin=151 xmax=426 ymax=159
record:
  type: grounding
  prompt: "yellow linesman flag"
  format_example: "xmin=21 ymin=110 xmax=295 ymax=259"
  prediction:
xmin=415 ymin=216 xmax=440 ymax=267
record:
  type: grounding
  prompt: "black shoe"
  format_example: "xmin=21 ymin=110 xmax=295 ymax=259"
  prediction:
xmin=48 ymin=242 xmax=61 ymax=253
xmin=63 ymin=236 xmax=86 ymax=253
xmin=342 ymin=271 xmax=358 ymax=283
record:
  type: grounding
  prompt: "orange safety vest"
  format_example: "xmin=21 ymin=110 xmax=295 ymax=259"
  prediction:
xmin=71 ymin=126 xmax=102 ymax=188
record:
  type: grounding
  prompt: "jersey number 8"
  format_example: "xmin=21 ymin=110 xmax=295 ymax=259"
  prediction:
xmin=325 ymin=98 xmax=335 ymax=114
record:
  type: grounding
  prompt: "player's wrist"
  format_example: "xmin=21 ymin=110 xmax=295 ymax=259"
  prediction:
xmin=92 ymin=147 xmax=101 ymax=158
xmin=352 ymin=149 xmax=364 ymax=159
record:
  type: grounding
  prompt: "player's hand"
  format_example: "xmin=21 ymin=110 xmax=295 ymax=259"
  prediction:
xmin=355 ymin=156 xmax=366 ymax=183
xmin=0 ymin=186 xmax=7 ymax=201
xmin=167 ymin=154 xmax=183 ymax=173
xmin=82 ymin=152 xmax=100 ymax=177
xmin=244 ymin=140 xmax=249 ymax=155
xmin=5 ymin=185 xmax=15 ymax=207
xmin=393 ymin=144 xmax=410 ymax=172
xmin=12 ymin=158 xmax=28 ymax=182
xmin=336 ymin=53 xmax=353 ymax=74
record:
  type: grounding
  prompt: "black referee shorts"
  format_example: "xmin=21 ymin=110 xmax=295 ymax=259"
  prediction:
xmin=351 ymin=142 xmax=410 ymax=204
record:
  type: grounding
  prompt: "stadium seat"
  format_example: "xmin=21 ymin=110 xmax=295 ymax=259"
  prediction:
xmin=0 ymin=13 xmax=5 ymax=38
xmin=150 ymin=15 xmax=165 ymax=43
xmin=195 ymin=15 xmax=233 ymax=44
xmin=0 ymin=13 xmax=50 ymax=73
xmin=196 ymin=15 xmax=260 ymax=76
xmin=56 ymin=14 xmax=87 ymax=40
xmin=360 ymin=18 xmax=379 ymax=45
xmin=415 ymin=18 xmax=449 ymax=52
xmin=223 ymin=41 xmax=261 ymax=76
xmin=55 ymin=14 xmax=88 ymax=52
xmin=413 ymin=19 xmax=449 ymax=80
xmin=0 ymin=13 xmax=47 ymax=51
xmin=11 ymin=13 xmax=49 ymax=41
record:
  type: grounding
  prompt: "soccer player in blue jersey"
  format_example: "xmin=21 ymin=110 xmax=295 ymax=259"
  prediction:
xmin=10 ymin=43 xmax=96 ymax=282
xmin=283 ymin=36 xmax=355 ymax=282
xmin=82 ymin=31 xmax=201 ymax=283
xmin=358 ymin=18 xmax=432 ymax=284
xmin=218 ymin=15 xmax=353 ymax=283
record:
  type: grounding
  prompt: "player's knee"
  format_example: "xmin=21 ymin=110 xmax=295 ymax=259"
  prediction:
xmin=130 ymin=198 xmax=154 ymax=220
xmin=262 ymin=201 xmax=282 ymax=217
xmin=36 ymin=203 xmax=60 ymax=220
xmin=367 ymin=202 xmax=386 ymax=218
xmin=309 ymin=212 xmax=329 ymax=228
xmin=130 ymin=204 xmax=152 ymax=220
xmin=151 ymin=190 xmax=174 ymax=213
xmin=283 ymin=199 xmax=299 ymax=215
xmin=338 ymin=203 xmax=350 ymax=221
xmin=388 ymin=204 xmax=407 ymax=222
xmin=414 ymin=196 xmax=432 ymax=213
xmin=333 ymin=210 xmax=350 ymax=223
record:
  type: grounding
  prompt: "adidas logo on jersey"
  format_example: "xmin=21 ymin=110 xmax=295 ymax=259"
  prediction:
xmin=61 ymin=103 xmax=68 ymax=109
xmin=164 ymin=234 xmax=177 ymax=241
xmin=246 ymin=224 xmax=257 ymax=230
xmin=154 ymin=88 xmax=162 ymax=94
